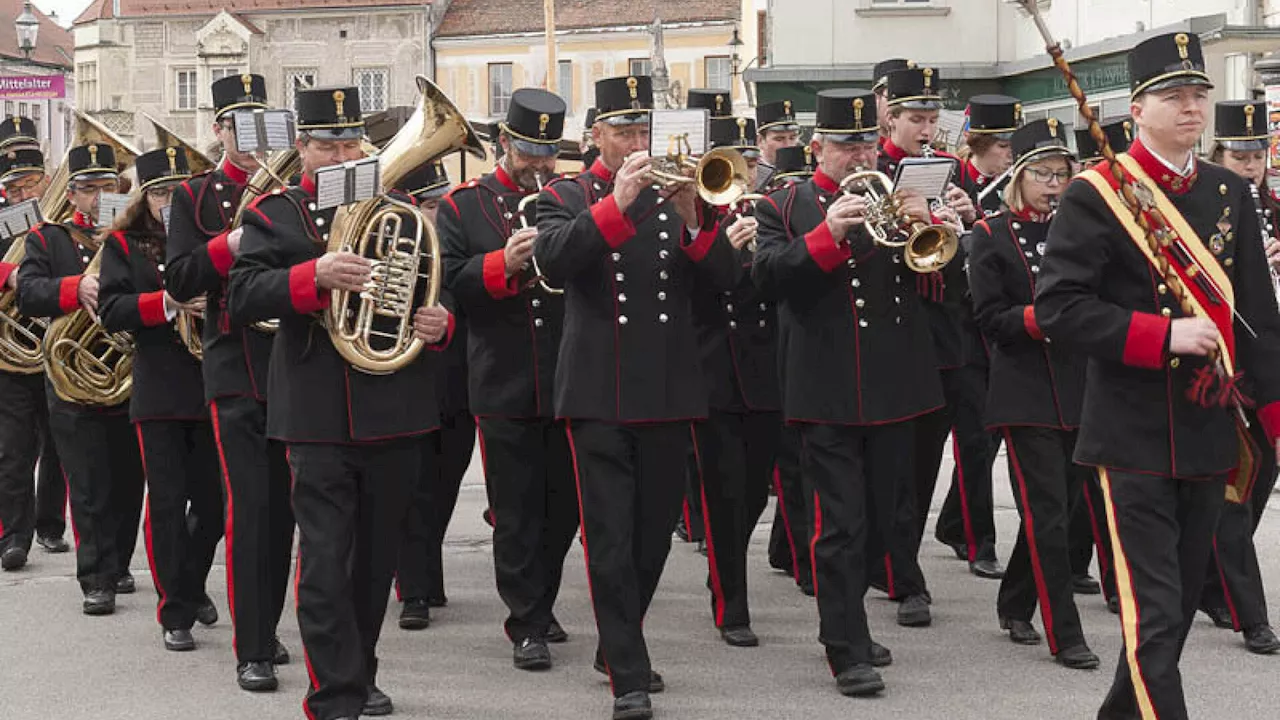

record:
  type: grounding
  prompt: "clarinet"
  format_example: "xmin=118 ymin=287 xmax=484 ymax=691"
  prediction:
xmin=1249 ymin=181 xmax=1280 ymax=306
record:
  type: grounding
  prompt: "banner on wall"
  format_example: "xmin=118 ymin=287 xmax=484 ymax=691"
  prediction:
xmin=1268 ymin=84 xmax=1280 ymax=192
xmin=0 ymin=76 xmax=65 ymax=100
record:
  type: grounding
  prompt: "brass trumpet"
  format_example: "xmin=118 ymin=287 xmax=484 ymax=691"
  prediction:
xmin=43 ymin=249 xmax=135 ymax=406
xmin=837 ymin=170 xmax=958 ymax=274
xmin=640 ymin=136 xmax=753 ymax=207
xmin=518 ymin=174 xmax=562 ymax=295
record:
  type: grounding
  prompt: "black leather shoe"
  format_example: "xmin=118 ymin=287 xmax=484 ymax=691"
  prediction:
xmin=835 ymin=664 xmax=885 ymax=696
xmin=164 ymin=628 xmax=196 ymax=652
xmin=674 ymin=518 xmax=691 ymax=542
xmin=696 ymin=540 xmax=707 ymax=556
xmin=1000 ymin=617 xmax=1042 ymax=645
xmin=82 ymin=589 xmax=115 ymax=616
xmin=1 ymin=545 xmax=27 ymax=571
xmin=545 ymin=618 xmax=568 ymax=643
xmin=1245 ymin=624 xmax=1280 ymax=654
xmin=1202 ymin=605 xmax=1234 ymax=629
xmin=115 ymin=571 xmax=136 ymax=595
xmin=769 ymin=555 xmax=794 ymax=575
xmin=1072 ymin=574 xmax=1102 ymax=595
xmin=1056 ymin=643 xmax=1101 ymax=670
xmin=363 ymin=685 xmax=393 ymax=716
xmin=612 ymin=690 xmax=652 ymax=720
xmin=271 ymin=637 xmax=290 ymax=665
xmin=482 ymin=507 xmax=495 ymax=527
xmin=36 ymin=534 xmax=70 ymax=553
xmin=427 ymin=594 xmax=448 ymax=608
xmin=941 ymin=540 xmax=968 ymax=560
xmin=870 ymin=641 xmax=893 ymax=667
xmin=970 ymin=559 xmax=1005 ymax=579
xmin=593 ymin=656 xmax=664 ymax=693
xmin=1107 ymin=596 xmax=1120 ymax=614
xmin=237 ymin=661 xmax=278 ymax=692
xmin=897 ymin=594 xmax=931 ymax=627
xmin=720 ymin=625 xmax=759 ymax=647
xmin=514 ymin=637 xmax=552 ymax=670
xmin=399 ymin=598 xmax=431 ymax=630
xmin=799 ymin=580 xmax=815 ymax=597
xmin=195 ymin=596 xmax=218 ymax=626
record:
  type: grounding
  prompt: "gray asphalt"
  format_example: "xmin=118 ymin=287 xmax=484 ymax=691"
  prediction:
xmin=2 ymin=445 xmax=1278 ymax=720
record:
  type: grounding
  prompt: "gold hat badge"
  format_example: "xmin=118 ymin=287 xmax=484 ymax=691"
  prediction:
xmin=538 ymin=113 xmax=550 ymax=139
xmin=88 ymin=145 xmax=98 ymax=167
xmin=1175 ymin=33 xmax=1193 ymax=70
xmin=715 ymin=95 xmax=725 ymax=114
xmin=241 ymin=74 xmax=254 ymax=97
xmin=853 ymin=97 xmax=865 ymax=131
xmin=627 ymin=76 xmax=639 ymax=108
xmin=803 ymin=146 xmax=813 ymax=164
xmin=166 ymin=147 xmax=177 ymax=174
xmin=1123 ymin=120 xmax=1133 ymax=142
xmin=923 ymin=68 xmax=934 ymax=91
xmin=783 ymin=100 xmax=792 ymax=117
xmin=333 ymin=90 xmax=347 ymax=123
xmin=736 ymin=117 xmax=747 ymax=143
xmin=1245 ymin=104 xmax=1256 ymax=135
xmin=1014 ymin=103 xmax=1023 ymax=124
xmin=11 ymin=117 xmax=20 ymax=133
xmin=1047 ymin=117 xmax=1059 ymax=138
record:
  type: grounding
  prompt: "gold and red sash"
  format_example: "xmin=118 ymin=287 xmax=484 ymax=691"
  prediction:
xmin=1080 ymin=155 xmax=1256 ymax=503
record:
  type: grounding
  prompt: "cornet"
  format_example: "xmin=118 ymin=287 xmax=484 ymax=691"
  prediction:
xmin=838 ymin=170 xmax=958 ymax=273
xmin=517 ymin=173 xmax=562 ymax=296
xmin=638 ymin=134 xmax=754 ymax=207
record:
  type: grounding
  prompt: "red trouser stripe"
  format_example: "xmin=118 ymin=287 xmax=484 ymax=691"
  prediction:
xmin=951 ymin=429 xmax=979 ymax=562
xmin=691 ymin=424 xmax=727 ymax=627
xmin=209 ymin=401 xmax=239 ymax=653
xmin=1003 ymin=429 xmax=1059 ymax=654
xmin=772 ymin=466 xmax=801 ymax=583
xmin=136 ymin=424 xmax=166 ymax=627
xmin=564 ymin=421 xmax=612 ymax=694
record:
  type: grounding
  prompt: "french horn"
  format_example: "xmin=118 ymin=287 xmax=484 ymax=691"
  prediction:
xmin=43 ymin=248 xmax=135 ymax=406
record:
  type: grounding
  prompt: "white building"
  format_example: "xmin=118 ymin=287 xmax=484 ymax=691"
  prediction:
xmin=0 ymin=0 xmax=75 ymax=162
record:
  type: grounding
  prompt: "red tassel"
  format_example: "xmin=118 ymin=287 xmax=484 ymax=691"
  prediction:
xmin=1186 ymin=366 xmax=1217 ymax=408
xmin=1185 ymin=367 xmax=1256 ymax=410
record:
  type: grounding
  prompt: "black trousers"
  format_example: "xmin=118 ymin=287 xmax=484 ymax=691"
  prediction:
xmin=803 ymin=421 xmax=917 ymax=674
xmin=996 ymin=427 xmax=1089 ymax=654
xmin=138 ymin=420 xmax=223 ymax=630
xmin=768 ymin=424 xmax=812 ymax=588
xmin=567 ymin=420 xmax=688 ymax=698
xmin=0 ymin=371 xmax=64 ymax=552
xmin=1097 ymin=469 xmax=1225 ymax=720
xmin=291 ymin=437 xmax=420 ymax=720
xmin=211 ymin=397 xmax=294 ymax=664
xmin=397 ymin=410 xmax=475 ymax=606
xmin=680 ymin=453 xmax=705 ymax=543
xmin=474 ymin=416 xmax=577 ymax=642
xmin=49 ymin=401 xmax=144 ymax=593
xmin=692 ymin=410 xmax=780 ymax=629
xmin=915 ymin=364 xmax=999 ymax=563
xmin=1070 ymin=471 xmax=1118 ymax=600
xmin=1201 ymin=416 xmax=1277 ymax=632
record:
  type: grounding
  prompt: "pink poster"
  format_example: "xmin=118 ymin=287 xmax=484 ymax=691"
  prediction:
xmin=0 ymin=75 xmax=65 ymax=99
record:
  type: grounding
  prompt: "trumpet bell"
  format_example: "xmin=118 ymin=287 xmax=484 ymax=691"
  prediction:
xmin=696 ymin=148 xmax=752 ymax=207
xmin=904 ymin=225 xmax=959 ymax=274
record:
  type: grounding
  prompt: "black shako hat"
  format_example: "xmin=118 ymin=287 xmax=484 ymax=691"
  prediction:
xmin=773 ymin=145 xmax=814 ymax=180
xmin=687 ymin=88 xmax=734 ymax=119
xmin=1011 ymin=118 xmax=1073 ymax=173
xmin=0 ymin=147 xmax=44 ymax=184
xmin=815 ymin=89 xmax=879 ymax=144
xmin=885 ymin=67 xmax=944 ymax=111
xmin=212 ymin=74 xmax=268 ymax=120
xmin=396 ymin=160 xmax=451 ymax=201
xmin=594 ymin=75 xmax=653 ymax=125
xmin=966 ymin=95 xmax=1022 ymax=138
xmin=0 ymin=116 xmax=38 ymax=150
xmin=296 ymin=86 xmax=364 ymax=140
xmin=1214 ymin=100 xmax=1270 ymax=152
xmin=756 ymin=99 xmax=799 ymax=134
xmin=1074 ymin=117 xmax=1134 ymax=163
xmin=1128 ymin=31 xmax=1212 ymax=100
xmin=709 ymin=117 xmax=759 ymax=155
xmin=872 ymin=58 xmax=913 ymax=93
xmin=136 ymin=146 xmax=192 ymax=191
xmin=500 ymin=88 xmax=566 ymax=157
xmin=67 ymin=143 xmax=118 ymax=181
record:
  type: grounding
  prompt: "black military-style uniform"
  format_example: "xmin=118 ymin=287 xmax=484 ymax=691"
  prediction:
xmin=18 ymin=214 xmax=145 ymax=595
xmin=165 ymin=159 xmax=295 ymax=666
xmin=753 ymin=166 xmax=944 ymax=675
xmin=228 ymin=169 xmax=450 ymax=719
xmin=969 ymin=208 xmax=1092 ymax=657
xmin=99 ymin=227 xmax=222 ymax=631
xmin=1036 ymin=136 xmax=1280 ymax=719
xmin=959 ymin=159 xmax=1006 ymax=219
xmin=535 ymin=156 xmax=737 ymax=698
xmin=439 ymin=165 xmax=577 ymax=643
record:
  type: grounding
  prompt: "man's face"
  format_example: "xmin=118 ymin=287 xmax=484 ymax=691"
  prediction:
xmin=66 ymin=177 xmax=119 ymax=220
xmin=592 ymin=121 xmax=651 ymax=172
xmin=4 ymin=171 xmax=46 ymax=204
xmin=1132 ymin=85 xmax=1210 ymax=152
xmin=888 ymin=109 xmax=939 ymax=156
xmin=297 ymin=136 xmax=366 ymax=176
xmin=417 ymin=197 xmax=440 ymax=225
xmin=499 ymin=135 xmax=558 ymax=191
xmin=813 ymin=137 xmax=878 ymax=184
xmin=1222 ymin=149 xmax=1267 ymax=186
xmin=214 ymin=118 xmax=261 ymax=172
xmin=758 ymin=128 xmax=799 ymax=165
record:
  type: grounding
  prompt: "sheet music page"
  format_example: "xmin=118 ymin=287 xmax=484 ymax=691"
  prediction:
xmin=314 ymin=163 xmax=348 ymax=210
xmin=351 ymin=159 xmax=380 ymax=203
xmin=232 ymin=111 xmax=261 ymax=154
xmin=97 ymin=193 xmax=130 ymax=229
xmin=0 ymin=199 xmax=42 ymax=240
xmin=232 ymin=109 xmax=296 ymax=153
xmin=893 ymin=158 xmax=955 ymax=200
xmin=649 ymin=109 xmax=709 ymax=157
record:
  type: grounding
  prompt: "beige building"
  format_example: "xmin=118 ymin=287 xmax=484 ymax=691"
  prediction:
xmin=0 ymin=0 xmax=76 ymax=162
xmin=72 ymin=0 xmax=434 ymax=154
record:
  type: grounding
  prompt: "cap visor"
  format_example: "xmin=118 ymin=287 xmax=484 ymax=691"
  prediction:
xmin=1219 ymin=139 xmax=1270 ymax=152
xmin=894 ymin=99 xmax=944 ymax=111
xmin=140 ymin=176 xmax=189 ymax=192
xmin=0 ymin=167 xmax=41 ymax=184
xmin=302 ymin=127 xmax=366 ymax=141
xmin=1013 ymin=146 xmax=1075 ymax=174
xmin=412 ymin=185 xmax=451 ymax=202
xmin=601 ymin=113 xmax=649 ymax=126
xmin=511 ymin=138 xmax=560 ymax=157
xmin=822 ymin=131 xmax=880 ymax=145
xmin=1134 ymin=74 xmax=1213 ymax=98
xmin=71 ymin=171 xmax=119 ymax=182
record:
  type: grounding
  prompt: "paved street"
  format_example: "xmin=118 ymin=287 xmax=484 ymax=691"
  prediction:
xmin=2 ymin=446 xmax=1278 ymax=720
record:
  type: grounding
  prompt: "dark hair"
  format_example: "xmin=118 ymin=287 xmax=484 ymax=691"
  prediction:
xmin=1208 ymin=143 xmax=1225 ymax=164
xmin=965 ymin=133 xmax=1001 ymax=157
xmin=100 ymin=191 xmax=166 ymax=264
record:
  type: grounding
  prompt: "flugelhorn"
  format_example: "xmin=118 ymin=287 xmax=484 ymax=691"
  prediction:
xmin=838 ymin=170 xmax=958 ymax=273
xmin=43 ymin=248 xmax=135 ymax=406
xmin=518 ymin=173 xmax=562 ymax=295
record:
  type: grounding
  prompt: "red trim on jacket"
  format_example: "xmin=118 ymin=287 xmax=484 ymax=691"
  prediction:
xmin=58 ymin=276 xmax=81 ymax=314
xmin=803 ymin=221 xmax=851 ymax=272
xmin=683 ymin=224 xmax=720 ymax=262
xmin=1126 ymin=137 xmax=1197 ymax=195
xmin=812 ymin=168 xmax=839 ymax=195
xmin=426 ymin=311 xmax=456 ymax=353
xmin=288 ymin=258 xmax=330 ymax=313
xmin=588 ymin=158 xmax=615 ymax=183
xmin=207 ymin=231 xmax=234 ymax=276
xmin=493 ymin=165 xmax=521 ymax=192
xmin=1259 ymin=402 xmax=1280 ymax=446
xmin=71 ymin=211 xmax=94 ymax=230
xmin=881 ymin=138 xmax=910 ymax=164
xmin=1121 ymin=312 xmax=1170 ymax=369
xmin=137 ymin=291 xmax=169 ymax=327
xmin=298 ymin=173 xmax=317 ymax=197
xmin=220 ymin=159 xmax=251 ymax=185
xmin=0 ymin=261 xmax=15 ymax=289
xmin=1023 ymin=305 xmax=1044 ymax=340
xmin=590 ymin=195 xmax=636 ymax=248
xmin=482 ymin=249 xmax=519 ymax=299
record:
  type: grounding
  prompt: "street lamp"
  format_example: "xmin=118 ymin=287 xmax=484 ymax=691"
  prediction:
xmin=729 ymin=24 xmax=744 ymax=84
xmin=15 ymin=1 xmax=39 ymax=60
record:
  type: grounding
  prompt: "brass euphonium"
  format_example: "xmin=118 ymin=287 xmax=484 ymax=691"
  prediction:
xmin=41 ymin=110 xmax=140 ymax=223
xmin=838 ymin=169 xmax=958 ymax=274
xmin=43 ymin=248 xmax=135 ymax=406
xmin=0 ymin=239 xmax=49 ymax=373
xmin=324 ymin=75 xmax=484 ymax=375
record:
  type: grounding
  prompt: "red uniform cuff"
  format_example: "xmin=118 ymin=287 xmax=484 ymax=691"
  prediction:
xmin=288 ymin=259 xmax=330 ymax=314
xmin=137 ymin=291 xmax=168 ymax=327
xmin=207 ymin=231 xmax=234 ymax=277
xmin=804 ymin=222 xmax=851 ymax=273
xmin=591 ymin=195 xmax=636 ymax=249
xmin=1121 ymin=312 xmax=1170 ymax=370
xmin=427 ymin=311 xmax=456 ymax=352
xmin=1259 ymin=402 xmax=1280 ymax=447
xmin=58 ymin=276 xmax=81 ymax=315
xmin=482 ymin=249 xmax=519 ymax=299
xmin=683 ymin=223 xmax=720 ymax=262
xmin=1023 ymin=305 xmax=1044 ymax=340
xmin=0 ymin=262 xmax=15 ymax=290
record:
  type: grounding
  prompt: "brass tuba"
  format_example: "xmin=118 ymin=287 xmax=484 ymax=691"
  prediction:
xmin=143 ymin=112 xmax=216 ymax=176
xmin=43 ymin=248 xmax=135 ymax=406
xmin=324 ymin=75 xmax=484 ymax=375
xmin=41 ymin=110 xmax=140 ymax=223
xmin=0 ymin=239 xmax=49 ymax=373
xmin=838 ymin=170 xmax=958 ymax=274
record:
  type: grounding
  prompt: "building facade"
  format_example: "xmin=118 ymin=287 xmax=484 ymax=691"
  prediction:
xmin=0 ymin=0 xmax=75 ymax=163
xmin=72 ymin=0 xmax=433 ymax=154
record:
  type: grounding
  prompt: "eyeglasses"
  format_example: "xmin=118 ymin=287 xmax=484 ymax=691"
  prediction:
xmin=5 ymin=174 xmax=43 ymax=193
xmin=146 ymin=187 xmax=176 ymax=200
xmin=1026 ymin=167 xmax=1072 ymax=184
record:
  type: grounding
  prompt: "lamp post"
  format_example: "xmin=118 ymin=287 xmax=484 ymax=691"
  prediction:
xmin=15 ymin=1 xmax=39 ymax=60
xmin=729 ymin=24 xmax=744 ymax=88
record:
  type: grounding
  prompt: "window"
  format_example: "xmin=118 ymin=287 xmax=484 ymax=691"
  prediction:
xmin=353 ymin=68 xmax=389 ymax=113
xmin=285 ymin=68 xmax=318 ymax=113
xmin=211 ymin=66 xmax=241 ymax=82
xmin=77 ymin=62 xmax=98 ymax=112
xmin=17 ymin=102 xmax=26 ymax=118
xmin=30 ymin=104 xmax=40 ymax=138
xmin=628 ymin=58 xmax=651 ymax=77
xmin=557 ymin=60 xmax=573 ymax=108
xmin=704 ymin=55 xmax=731 ymax=90
xmin=175 ymin=69 xmax=198 ymax=110
xmin=3 ymin=101 xmax=11 ymax=117
xmin=488 ymin=62 xmax=513 ymax=117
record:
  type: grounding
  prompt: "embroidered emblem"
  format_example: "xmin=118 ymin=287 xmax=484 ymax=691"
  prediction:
xmin=1209 ymin=234 xmax=1226 ymax=254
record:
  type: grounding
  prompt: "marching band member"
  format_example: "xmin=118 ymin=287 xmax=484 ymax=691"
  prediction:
xmin=959 ymin=95 xmax=1020 ymax=218
xmin=438 ymin=89 xmax=577 ymax=669
xmin=1195 ymin=100 xmax=1280 ymax=654
xmin=0 ymin=142 xmax=69 ymax=572
xmin=165 ymin=74 xmax=294 ymax=691
xmin=754 ymin=88 xmax=941 ymax=696
xmin=395 ymin=159 xmax=476 ymax=630
xmin=18 ymin=143 xmax=145 ymax=615
xmin=1035 ymin=33 xmax=1280 ymax=719
xmin=535 ymin=74 xmax=736 ymax=720
xmin=967 ymin=119 xmax=1100 ymax=669
xmin=227 ymin=85 xmax=454 ymax=720
xmin=98 ymin=147 xmax=223 ymax=652
xmin=872 ymin=58 xmax=912 ymax=147
xmin=754 ymin=99 xmax=801 ymax=190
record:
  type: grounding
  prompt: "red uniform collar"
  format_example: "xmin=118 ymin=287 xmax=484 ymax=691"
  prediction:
xmin=966 ymin=159 xmax=992 ymax=185
xmin=220 ymin=159 xmax=251 ymax=185
xmin=493 ymin=164 xmax=523 ymax=193
xmin=71 ymin=211 xmax=94 ymax=230
xmin=1010 ymin=206 xmax=1051 ymax=224
xmin=299 ymin=172 xmax=316 ymax=197
xmin=812 ymin=168 xmax=840 ymax=194
xmin=589 ymin=158 xmax=615 ymax=184
xmin=1126 ymin=137 xmax=1197 ymax=195
xmin=881 ymin=138 xmax=911 ymax=163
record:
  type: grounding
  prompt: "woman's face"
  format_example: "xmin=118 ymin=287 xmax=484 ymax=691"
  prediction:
xmin=1221 ymin=149 xmax=1267 ymax=186
xmin=1018 ymin=155 xmax=1072 ymax=214
xmin=145 ymin=185 xmax=176 ymax=224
